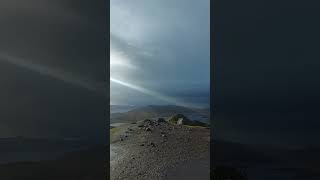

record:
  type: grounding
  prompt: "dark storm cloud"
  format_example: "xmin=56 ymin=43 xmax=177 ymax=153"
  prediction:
xmin=0 ymin=0 xmax=107 ymax=140
xmin=215 ymin=0 xmax=320 ymax=146
xmin=110 ymin=0 xmax=210 ymax=107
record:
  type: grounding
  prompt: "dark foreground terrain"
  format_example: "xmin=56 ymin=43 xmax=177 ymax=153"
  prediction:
xmin=110 ymin=115 xmax=210 ymax=180
xmin=0 ymin=144 xmax=106 ymax=180
xmin=214 ymin=140 xmax=320 ymax=180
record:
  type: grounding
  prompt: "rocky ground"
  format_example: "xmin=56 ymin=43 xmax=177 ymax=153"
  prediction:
xmin=110 ymin=116 xmax=210 ymax=180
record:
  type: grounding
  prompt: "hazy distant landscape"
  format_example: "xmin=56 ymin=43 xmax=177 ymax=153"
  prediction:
xmin=110 ymin=105 xmax=210 ymax=124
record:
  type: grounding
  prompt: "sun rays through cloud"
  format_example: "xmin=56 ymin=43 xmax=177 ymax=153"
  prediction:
xmin=0 ymin=52 xmax=103 ymax=94
xmin=110 ymin=37 xmax=205 ymax=108
xmin=110 ymin=77 xmax=200 ymax=108
xmin=110 ymin=0 xmax=210 ymax=108
xmin=110 ymin=48 xmax=136 ymax=70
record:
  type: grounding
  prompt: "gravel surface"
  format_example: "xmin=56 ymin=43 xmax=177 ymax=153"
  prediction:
xmin=110 ymin=119 xmax=210 ymax=180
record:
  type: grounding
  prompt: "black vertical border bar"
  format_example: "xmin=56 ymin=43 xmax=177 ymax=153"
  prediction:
xmin=211 ymin=0 xmax=219 ymax=178
xmin=105 ymin=0 xmax=110 ymax=179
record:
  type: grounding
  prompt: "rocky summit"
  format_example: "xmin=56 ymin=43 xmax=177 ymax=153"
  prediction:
xmin=110 ymin=114 xmax=210 ymax=180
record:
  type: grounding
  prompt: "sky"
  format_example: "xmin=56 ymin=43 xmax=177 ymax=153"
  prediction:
xmin=0 ymin=0 xmax=107 ymax=140
xmin=214 ymin=0 xmax=320 ymax=147
xmin=110 ymin=0 xmax=210 ymax=108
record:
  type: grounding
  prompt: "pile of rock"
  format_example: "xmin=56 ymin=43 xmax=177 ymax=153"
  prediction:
xmin=157 ymin=118 xmax=167 ymax=123
xmin=168 ymin=114 xmax=209 ymax=127
xmin=168 ymin=114 xmax=191 ymax=125
xmin=138 ymin=118 xmax=168 ymax=131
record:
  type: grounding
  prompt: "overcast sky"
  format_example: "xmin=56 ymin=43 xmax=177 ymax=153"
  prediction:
xmin=110 ymin=0 xmax=210 ymax=108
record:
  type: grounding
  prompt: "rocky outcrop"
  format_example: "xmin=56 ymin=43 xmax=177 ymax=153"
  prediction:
xmin=168 ymin=114 xmax=208 ymax=127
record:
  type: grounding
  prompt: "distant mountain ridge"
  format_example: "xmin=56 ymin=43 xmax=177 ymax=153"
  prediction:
xmin=110 ymin=105 xmax=138 ymax=114
xmin=110 ymin=105 xmax=208 ymax=124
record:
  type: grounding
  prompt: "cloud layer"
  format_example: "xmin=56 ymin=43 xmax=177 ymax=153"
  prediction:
xmin=110 ymin=0 xmax=210 ymax=107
